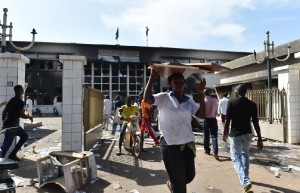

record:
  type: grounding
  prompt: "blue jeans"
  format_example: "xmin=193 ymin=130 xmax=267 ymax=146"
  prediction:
xmin=204 ymin=118 xmax=218 ymax=154
xmin=118 ymin=123 xmax=128 ymax=149
xmin=111 ymin=123 xmax=122 ymax=135
xmin=1 ymin=126 xmax=28 ymax=158
xmin=160 ymin=138 xmax=195 ymax=193
xmin=229 ymin=133 xmax=252 ymax=187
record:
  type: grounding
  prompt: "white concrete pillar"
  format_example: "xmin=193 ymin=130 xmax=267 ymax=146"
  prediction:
xmin=59 ymin=55 xmax=86 ymax=151
xmin=278 ymin=63 xmax=300 ymax=144
xmin=0 ymin=52 xmax=29 ymax=156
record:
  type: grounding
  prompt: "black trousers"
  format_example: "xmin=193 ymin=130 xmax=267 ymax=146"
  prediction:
xmin=204 ymin=118 xmax=219 ymax=154
xmin=160 ymin=138 xmax=195 ymax=193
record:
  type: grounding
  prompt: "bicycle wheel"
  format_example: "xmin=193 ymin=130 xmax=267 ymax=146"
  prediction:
xmin=132 ymin=135 xmax=142 ymax=158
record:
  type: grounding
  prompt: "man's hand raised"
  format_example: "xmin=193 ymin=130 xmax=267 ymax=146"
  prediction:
xmin=197 ymin=78 xmax=206 ymax=94
xmin=150 ymin=67 xmax=159 ymax=78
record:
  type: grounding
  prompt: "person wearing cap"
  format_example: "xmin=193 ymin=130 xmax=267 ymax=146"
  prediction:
xmin=144 ymin=68 xmax=206 ymax=193
xmin=223 ymin=84 xmax=263 ymax=193
xmin=203 ymin=88 xmax=220 ymax=160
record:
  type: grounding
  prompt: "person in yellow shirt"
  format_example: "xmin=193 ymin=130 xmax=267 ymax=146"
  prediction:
xmin=116 ymin=96 xmax=139 ymax=156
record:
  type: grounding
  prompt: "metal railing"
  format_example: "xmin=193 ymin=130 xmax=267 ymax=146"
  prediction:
xmin=246 ymin=88 xmax=286 ymax=124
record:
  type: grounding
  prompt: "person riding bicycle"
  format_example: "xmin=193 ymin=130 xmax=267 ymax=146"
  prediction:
xmin=116 ymin=96 xmax=139 ymax=156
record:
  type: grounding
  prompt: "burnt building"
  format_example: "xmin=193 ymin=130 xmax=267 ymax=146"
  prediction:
xmin=6 ymin=41 xmax=250 ymax=113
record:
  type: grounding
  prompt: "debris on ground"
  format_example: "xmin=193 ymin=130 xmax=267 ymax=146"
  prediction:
xmin=112 ymin=181 xmax=122 ymax=190
xmin=89 ymin=177 xmax=98 ymax=184
xmin=94 ymin=153 xmax=101 ymax=157
xmin=275 ymin=171 xmax=281 ymax=178
xmin=272 ymin=153 xmax=298 ymax=159
xmin=74 ymin=190 xmax=86 ymax=193
xmin=129 ymin=189 xmax=139 ymax=193
xmin=96 ymin=165 xmax=102 ymax=169
xmin=288 ymin=165 xmax=300 ymax=172
xmin=32 ymin=145 xmax=37 ymax=154
xmin=12 ymin=177 xmax=35 ymax=187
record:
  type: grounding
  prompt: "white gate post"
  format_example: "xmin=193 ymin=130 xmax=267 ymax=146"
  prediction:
xmin=59 ymin=55 xmax=86 ymax=151
xmin=0 ymin=52 xmax=29 ymax=156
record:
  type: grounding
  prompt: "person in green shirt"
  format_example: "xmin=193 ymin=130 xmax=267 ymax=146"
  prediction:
xmin=116 ymin=96 xmax=139 ymax=156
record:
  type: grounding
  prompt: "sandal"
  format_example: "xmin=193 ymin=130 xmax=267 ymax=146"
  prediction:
xmin=243 ymin=183 xmax=252 ymax=193
xmin=167 ymin=180 xmax=173 ymax=192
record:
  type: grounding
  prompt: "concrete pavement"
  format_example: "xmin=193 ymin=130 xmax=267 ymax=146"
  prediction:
xmin=9 ymin=117 xmax=300 ymax=193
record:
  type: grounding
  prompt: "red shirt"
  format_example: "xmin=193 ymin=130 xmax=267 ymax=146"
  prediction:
xmin=141 ymin=100 xmax=152 ymax=119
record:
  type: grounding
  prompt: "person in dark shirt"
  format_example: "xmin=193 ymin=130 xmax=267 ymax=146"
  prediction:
xmin=223 ymin=84 xmax=263 ymax=193
xmin=1 ymin=85 xmax=33 ymax=161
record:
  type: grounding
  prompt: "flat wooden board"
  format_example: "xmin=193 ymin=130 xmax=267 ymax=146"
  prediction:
xmin=49 ymin=151 xmax=85 ymax=159
xmin=24 ymin=122 xmax=43 ymax=130
xmin=149 ymin=62 xmax=230 ymax=78
xmin=183 ymin=63 xmax=231 ymax=72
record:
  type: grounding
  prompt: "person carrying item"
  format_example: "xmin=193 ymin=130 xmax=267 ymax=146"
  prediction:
xmin=223 ymin=84 xmax=263 ymax=193
xmin=116 ymin=96 xmax=139 ymax=156
xmin=1 ymin=85 xmax=33 ymax=162
xmin=144 ymin=68 xmax=206 ymax=193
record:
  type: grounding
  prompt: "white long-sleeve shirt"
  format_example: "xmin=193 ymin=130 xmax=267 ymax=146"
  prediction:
xmin=218 ymin=97 xmax=229 ymax=115
xmin=103 ymin=99 xmax=112 ymax=115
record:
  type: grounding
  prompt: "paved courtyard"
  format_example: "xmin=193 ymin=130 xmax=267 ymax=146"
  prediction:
xmin=9 ymin=116 xmax=300 ymax=193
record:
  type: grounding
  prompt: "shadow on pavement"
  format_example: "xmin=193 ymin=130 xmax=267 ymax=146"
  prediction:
xmin=13 ymin=158 xmax=66 ymax=193
xmin=252 ymin=181 xmax=300 ymax=193
xmin=33 ymin=184 xmax=66 ymax=193
xmin=250 ymin=144 xmax=300 ymax=167
xmin=218 ymin=155 xmax=231 ymax=162
xmin=25 ymin=128 xmax=57 ymax=146
xmin=79 ymin=177 xmax=110 ymax=193
xmin=11 ymin=158 xmax=37 ymax=179
xmin=92 ymin=138 xmax=168 ymax=189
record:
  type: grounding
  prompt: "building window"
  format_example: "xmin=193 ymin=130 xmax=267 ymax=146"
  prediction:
xmin=25 ymin=59 xmax=62 ymax=105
